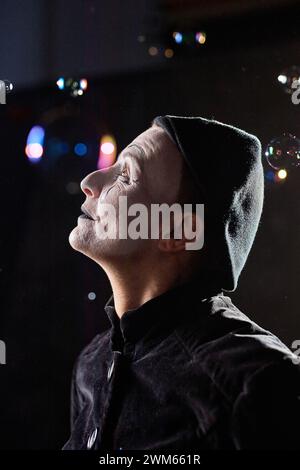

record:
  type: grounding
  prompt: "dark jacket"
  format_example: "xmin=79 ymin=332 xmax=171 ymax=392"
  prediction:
xmin=62 ymin=278 xmax=300 ymax=450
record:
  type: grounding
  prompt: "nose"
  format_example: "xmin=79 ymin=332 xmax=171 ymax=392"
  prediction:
xmin=80 ymin=170 xmax=103 ymax=198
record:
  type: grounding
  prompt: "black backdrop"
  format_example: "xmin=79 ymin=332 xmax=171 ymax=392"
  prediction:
xmin=0 ymin=8 xmax=300 ymax=449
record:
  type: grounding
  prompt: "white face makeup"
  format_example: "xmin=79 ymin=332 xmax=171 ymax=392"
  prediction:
xmin=68 ymin=125 xmax=183 ymax=265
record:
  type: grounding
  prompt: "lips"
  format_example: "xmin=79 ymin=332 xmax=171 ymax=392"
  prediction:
xmin=80 ymin=205 xmax=95 ymax=221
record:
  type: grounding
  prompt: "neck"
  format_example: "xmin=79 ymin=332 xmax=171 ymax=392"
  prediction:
xmin=102 ymin=257 xmax=184 ymax=318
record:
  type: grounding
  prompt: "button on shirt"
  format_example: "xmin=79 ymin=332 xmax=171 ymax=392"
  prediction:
xmin=62 ymin=276 xmax=300 ymax=450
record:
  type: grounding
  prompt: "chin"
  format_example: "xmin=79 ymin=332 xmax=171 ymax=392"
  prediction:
xmin=68 ymin=227 xmax=104 ymax=263
xmin=68 ymin=227 xmax=79 ymax=250
xmin=68 ymin=226 xmax=150 ymax=264
xmin=68 ymin=226 xmax=89 ymax=253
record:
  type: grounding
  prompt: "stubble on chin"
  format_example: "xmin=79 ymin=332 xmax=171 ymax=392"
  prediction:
xmin=68 ymin=225 xmax=94 ymax=254
xmin=68 ymin=224 xmax=113 ymax=264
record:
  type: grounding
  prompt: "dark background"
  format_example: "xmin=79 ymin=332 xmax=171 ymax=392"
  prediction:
xmin=0 ymin=0 xmax=300 ymax=449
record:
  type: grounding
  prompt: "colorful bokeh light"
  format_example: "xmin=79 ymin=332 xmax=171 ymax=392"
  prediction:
xmin=74 ymin=142 xmax=87 ymax=156
xmin=98 ymin=135 xmax=117 ymax=169
xmin=25 ymin=125 xmax=45 ymax=162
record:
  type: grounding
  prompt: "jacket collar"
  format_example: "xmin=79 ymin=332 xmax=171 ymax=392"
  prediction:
xmin=104 ymin=274 xmax=223 ymax=350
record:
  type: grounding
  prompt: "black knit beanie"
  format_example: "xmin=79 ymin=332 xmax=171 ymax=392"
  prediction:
xmin=152 ymin=115 xmax=264 ymax=292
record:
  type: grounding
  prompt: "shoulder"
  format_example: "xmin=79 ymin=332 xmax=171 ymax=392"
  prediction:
xmin=77 ymin=329 xmax=110 ymax=360
xmin=66 ymin=329 xmax=111 ymax=428
xmin=176 ymin=294 xmax=298 ymax=403
xmin=72 ymin=329 xmax=111 ymax=390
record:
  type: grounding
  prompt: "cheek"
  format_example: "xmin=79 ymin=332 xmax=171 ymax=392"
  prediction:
xmin=147 ymin=161 xmax=182 ymax=205
xmin=94 ymin=183 xmax=152 ymax=240
xmin=98 ymin=180 xmax=151 ymax=211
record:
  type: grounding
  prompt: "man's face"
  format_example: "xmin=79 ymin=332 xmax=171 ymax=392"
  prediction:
xmin=69 ymin=125 xmax=183 ymax=264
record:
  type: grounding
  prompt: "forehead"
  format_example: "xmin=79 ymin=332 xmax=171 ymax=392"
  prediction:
xmin=119 ymin=124 xmax=183 ymax=203
xmin=119 ymin=125 xmax=182 ymax=167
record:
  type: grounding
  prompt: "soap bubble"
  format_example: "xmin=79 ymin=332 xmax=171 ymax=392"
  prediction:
xmin=3 ymin=80 xmax=13 ymax=93
xmin=66 ymin=181 xmax=80 ymax=195
xmin=265 ymin=134 xmax=300 ymax=170
xmin=88 ymin=292 xmax=96 ymax=301
xmin=277 ymin=66 xmax=300 ymax=94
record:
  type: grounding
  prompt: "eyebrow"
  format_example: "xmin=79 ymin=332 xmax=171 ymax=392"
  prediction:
xmin=118 ymin=144 xmax=146 ymax=164
xmin=127 ymin=143 xmax=146 ymax=157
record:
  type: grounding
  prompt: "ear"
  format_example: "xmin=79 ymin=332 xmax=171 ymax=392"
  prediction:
xmin=158 ymin=212 xmax=201 ymax=253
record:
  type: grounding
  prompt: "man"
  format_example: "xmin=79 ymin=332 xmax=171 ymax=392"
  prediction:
xmin=63 ymin=115 xmax=300 ymax=450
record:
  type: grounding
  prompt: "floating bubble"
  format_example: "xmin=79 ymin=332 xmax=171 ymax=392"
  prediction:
xmin=265 ymin=134 xmax=300 ymax=170
xmin=66 ymin=181 xmax=80 ymax=195
xmin=3 ymin=80 xmax=13 ymax=93
xmin=277 ymin=66 xmax=300 ymax=94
